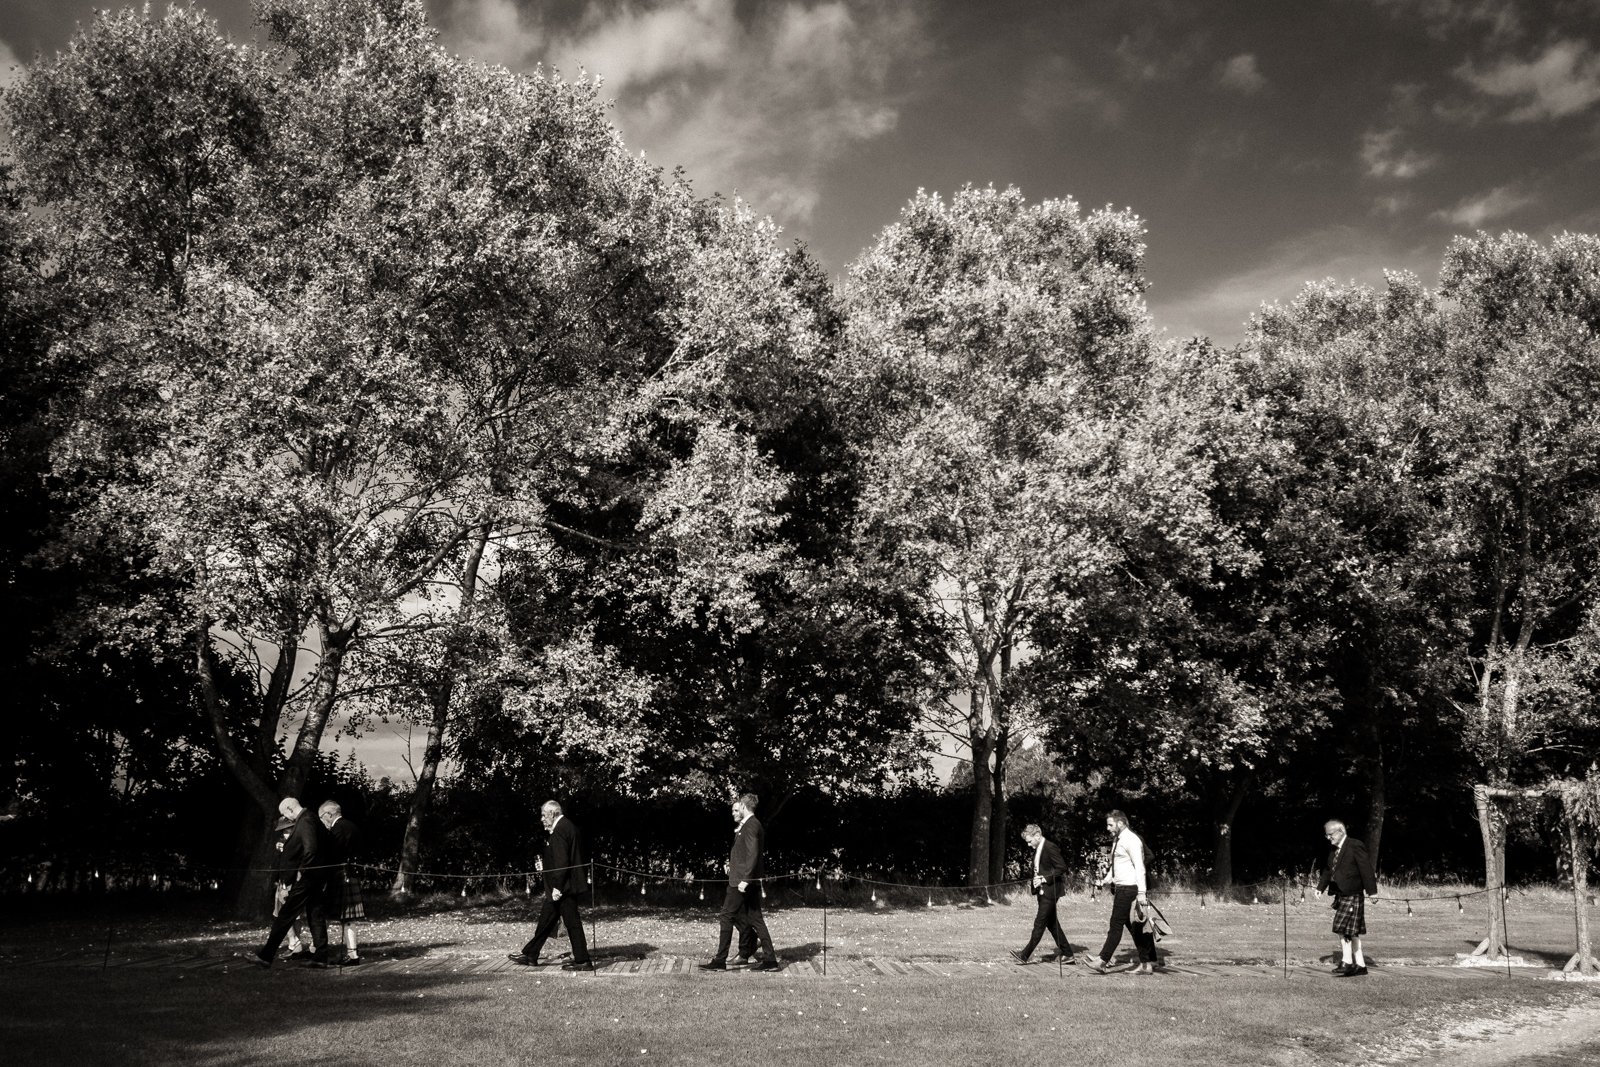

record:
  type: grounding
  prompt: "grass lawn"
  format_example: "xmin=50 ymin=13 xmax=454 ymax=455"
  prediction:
xmin=3 ymin=887 xmax=1597 ymax=1066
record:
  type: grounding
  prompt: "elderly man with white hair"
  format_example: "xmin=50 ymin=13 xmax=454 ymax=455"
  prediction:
xmin=251 ymin=797 xmax=331 ymax=968
xmin=1317 ymin=818 xmax=1378 ymax=977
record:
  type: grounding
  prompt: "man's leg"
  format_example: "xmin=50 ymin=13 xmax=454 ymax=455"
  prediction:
xmin=710 ymin=887 xmax=742 ymax=964
xmin=521 ymin=896 xmax=561 ymax=960
xmin=560 ymin=895 xmax=590 ymax=964
xmin=305 ymin=881 xmax=331 ymax=962
xmin=742 ymin=888 xmax=776 ymax=962
xmin=1098 ymin=886 xmax=1134 ymax=964
xmin=1045 ymin=897 xmax=1074 ymax=958
xmin=259 ymin=879 xmax=316 ymax=959
xmin=1019 ymin=893 xmax=1053 ymax=958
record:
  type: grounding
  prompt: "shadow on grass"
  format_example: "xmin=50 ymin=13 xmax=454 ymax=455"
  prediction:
xmin=0 ymin=961 xmax=503 ymax=1067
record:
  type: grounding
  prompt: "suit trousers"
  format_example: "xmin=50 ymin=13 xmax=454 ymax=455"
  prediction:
xmin=522 ymin=891 xmax=590 ymax=963
xmin=261 ymin=875 xmax=329 ymax=959
xmin=1099 ymin=884 xmax=1157 ymax=964
xmin=1021 ymin=891 xmax=1073 ymax=957
xmin=714 ymin=885 xmax=775 ymax=963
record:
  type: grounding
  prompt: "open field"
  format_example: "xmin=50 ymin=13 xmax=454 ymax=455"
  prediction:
xmin=3 ymin=888 xmax=1597 ymax=1066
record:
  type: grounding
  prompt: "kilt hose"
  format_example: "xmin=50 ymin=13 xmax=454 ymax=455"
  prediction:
xmin=1331 ymin=892 xmax=1366 ymax=937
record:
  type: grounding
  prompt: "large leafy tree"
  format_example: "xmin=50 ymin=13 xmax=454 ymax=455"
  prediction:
xmin=838 ymin=185 xmax=1212 ymax=883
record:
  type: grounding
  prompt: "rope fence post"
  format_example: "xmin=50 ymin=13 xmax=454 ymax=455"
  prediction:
xmin=1281 ymin=874 xmax=1289 ymax=980
xmin=1500 ymin=884 xmax=1511 ymax=980
xmin=822 ymin=878 xmax=828 ymax=977
xmin=590 ymin=860 xmax=597 ymax=963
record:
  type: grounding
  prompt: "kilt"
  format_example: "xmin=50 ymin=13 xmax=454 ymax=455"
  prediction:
xmin=325 ymin=865 xmax=365 ymax=922
xmin=1331 ymin=892 xmax=1366 ymax=937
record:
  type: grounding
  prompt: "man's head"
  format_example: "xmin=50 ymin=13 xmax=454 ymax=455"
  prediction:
xmin=318 ymin=800 xmax=342 ymax=828
xmin=279 ymin=798 xmax=302 ymax=819
xmin=540 ymin=801 xmax=563 ymax=832
xmin=1106 ymin=810 xmax=1129 ymax=835
xmin=733 ymin=793 xmax=758 ymax=822
xmin=1021 ymin=823 xmax=1043 ymax=847
xmin=1324 ymin=819 xmax=1347 ymax=846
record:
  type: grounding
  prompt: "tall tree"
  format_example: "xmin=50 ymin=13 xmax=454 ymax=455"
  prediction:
xmin=839 ymin=185 xmax=1196 ymax=883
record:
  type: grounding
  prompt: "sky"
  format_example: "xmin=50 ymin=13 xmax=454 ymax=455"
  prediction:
xmin=4 ymin=0 xmax=1600 ymax=774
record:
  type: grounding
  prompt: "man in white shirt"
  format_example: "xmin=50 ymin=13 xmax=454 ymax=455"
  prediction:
xmin=1085 ymin=810 xmax=1159 ymax=975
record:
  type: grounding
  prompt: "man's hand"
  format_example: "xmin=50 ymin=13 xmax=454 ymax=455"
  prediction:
xmin=1031 ymin=875 xmax=1043 ymax=889
xmin=551 ymin=888 xmax=562 ymax=902
xmin=1136 ymin=894 xmax=1148 ymax=906
xmin=737 ymin=881 xmax=748 ymax=893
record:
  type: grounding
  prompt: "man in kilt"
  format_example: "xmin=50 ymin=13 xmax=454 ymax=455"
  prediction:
xmin=318 ymin=800 xmax=365 ymax=966
xmin=1317 ymin=819 xmax=1377 ymax=977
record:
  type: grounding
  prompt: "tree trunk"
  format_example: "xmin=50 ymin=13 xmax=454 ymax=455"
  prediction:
xmin=1362 ymin=713 xmax=1386 ymax=871
xmin=393 ymin=526 xmax=490 ymax=896
xmin=987 ymin=728 xmax=1009 ymax=885
xmin=967 ymin=722 xmax=995 ymax=888
xmin=1209 ymin=771 xmax=1253 ymax=893
xmin=1564 ymin=794 xmax=1595 ymax=975
xmin=393 ymin=683 xmax=449 ymax=897
xmin=1472 ymin=783 xmax=1509 ymax=958
xmin=280 ymin=622 xmax=353 ymax=802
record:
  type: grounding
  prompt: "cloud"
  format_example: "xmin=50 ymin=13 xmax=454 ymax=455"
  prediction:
xmin=1458 ymin=38 xmax=1600 ymax=121
xmin=1150 ymin=227 xmax=1438 ymax=345
xmin=1215 ymin=53 xmax=1266 ymax=93
xmin=438 ymin=0 xmax=925 ymax=229
xmin=1113 ymin=26 xmax=1208 ymax=83
xmin=1367 ymin=0 xmax=1525 ymax=43
xmin=0 ymin=36 xmax=23 ymax=91
xmin=440 ymin=0 xmax=546 ymax=69
xmin=1433 ymin=184 xmax=1535 ymax=227
xmin=1020 ymin=53 xmax=1124 ymax=127
xmin=1360 ymin=127 xmax=1437 ymax=178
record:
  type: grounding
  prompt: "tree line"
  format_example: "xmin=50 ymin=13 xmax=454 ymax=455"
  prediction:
xmin=1 ymin=1 xmax=1597 ymax=956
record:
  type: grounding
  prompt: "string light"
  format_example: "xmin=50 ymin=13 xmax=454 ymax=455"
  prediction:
xmin=870 ymin=888 xmax=876 ymax=903
xmin=815 ymin=873 xmax=821 ymax=890
xmin=640 ymin=882 xmax=646 ymax=896
xmin=1200 ymin=894 xmax=1207 ymax=909
xmin=927 ymin=893 xmax=934 ymax=908
xmin=698 ymin=886 xmax=704 ymax=901
xmin=1406 ymin=900 xmax=1413 ymax=917
xmin=1457 ymin=896 xmax=1464 ymax=914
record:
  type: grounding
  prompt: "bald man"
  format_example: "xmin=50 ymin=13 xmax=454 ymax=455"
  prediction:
xmin=251 ymin=798 xmax=331 ymax=967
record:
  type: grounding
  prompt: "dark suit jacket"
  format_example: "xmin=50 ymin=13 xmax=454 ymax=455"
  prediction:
xmin=323 ymin=816 xmax=358 ymax=865
xmin=1319 ymin=836 xmax=1377 ymax=897
xmin=1032 ymin=839 xmax=1068 ymax=899
xmin=727 ymin=815 xmax=766 ymax=887
xmin=542 ymin=816 xmax=588 ymax=897
xmin=280 ymin=810 xmax=323 ymax=882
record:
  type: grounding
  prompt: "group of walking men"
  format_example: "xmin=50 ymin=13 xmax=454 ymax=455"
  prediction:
xmin=506 ymin=793 xmax=782 ymax=972
xmin=251 ymin=797 xmax=365 ymax=968
xmin=248 ymin=793 xmax=1379 ymax=976
xmin=1011 ymin=812 xmax=1378 ymax=977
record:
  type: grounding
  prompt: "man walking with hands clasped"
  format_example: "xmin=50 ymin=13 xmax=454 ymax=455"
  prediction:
xmin=701 ymin=793 xmax=780 ymax=972
xmin=1318 ymin=819 xmax=1377 ymax=977
xmin=508 ymin=801 xmax=593 ymax=971
xmin=1010 ymin=823 xmax=1077 ymax=965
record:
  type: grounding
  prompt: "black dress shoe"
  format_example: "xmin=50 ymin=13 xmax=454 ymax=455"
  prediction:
xmin=1338 ymin=965 xmax=1368 ymax=977
xmin=732 ymin=956 xmax=753 ymax=968
xmin=249 ymin=951 xmax=272 ymax=969
xmin=1008 ymin=949 xmax=1030 ymax=964
xmin=699 ymin=960 xmax=727 ymax=971
xmin=1330 ymin=963 xmax=1351 ymax=976
xmin=339 ymin=956 xmax=364 ymax=967
xmin=561 ymin=959 xmax=594 ymax=971
xmin=1058 ymin=956 xmax=1078 ymax=966
xmin=753 ymin=959 xmax=782 ymax=972
xmin=507 ymin=953 xmax=541 ymax=966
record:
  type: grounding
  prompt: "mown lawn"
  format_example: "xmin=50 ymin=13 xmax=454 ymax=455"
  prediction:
xmin=4 ymin=958 xmax=1598 ymax=1067
xmin=3 ymin=888 xmax=1597 ymax=1066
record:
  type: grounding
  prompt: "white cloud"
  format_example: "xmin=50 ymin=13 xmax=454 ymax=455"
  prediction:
xmin=1433 ymin=184 xmax=1535 ymax=227
xmin=0 ymin=36 xmax=24 ymax=91
xmin=1458 ymin=38 xmax=1600 ymax=121
xmin=1150 ymin=228 xmax=1438 ymax=345
xmin=1216 ymin=53 xmax=1266 ymax=94
xmin=1369 ymin=0 xmax=1524 ymax=43
xmin=439 ymin=0 xmax=924 ymax=229
xmin=441 ymin=0 xmax=546 ymax=69
xmin=1021 ymin=54 xmax=1124 ymax=127
xmin=1360 ymin=127 xmax=1437 ymax=178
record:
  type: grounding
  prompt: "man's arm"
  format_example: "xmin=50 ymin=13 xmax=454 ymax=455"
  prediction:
xmin=1039 ymin=842 xmax=1068 ymax=883
xmin=728 ymin=824 xmax=758 ymax=888
xmin=1353 ymin=840 xmax=1377 ymax=895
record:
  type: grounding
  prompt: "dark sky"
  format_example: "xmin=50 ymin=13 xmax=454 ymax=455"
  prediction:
xmin=5 ymin=0 xmax=1600 ymax=345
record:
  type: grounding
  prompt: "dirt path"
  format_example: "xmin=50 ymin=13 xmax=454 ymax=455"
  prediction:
xmin=1380 ymin=998 xmax=1600 ymax=1066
